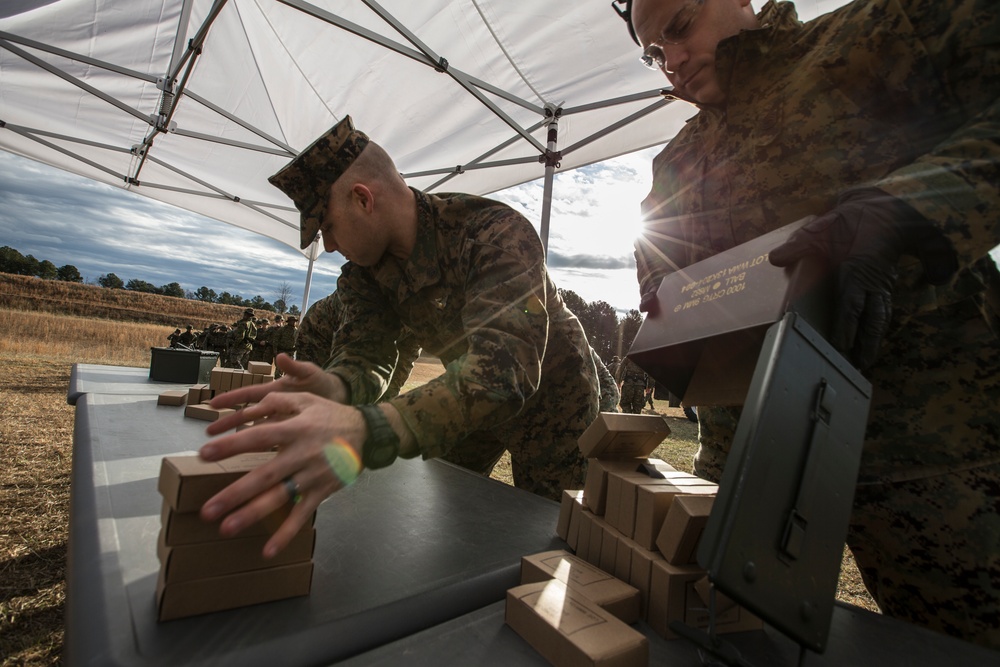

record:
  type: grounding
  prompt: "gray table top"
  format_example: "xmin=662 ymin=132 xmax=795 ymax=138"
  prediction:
xmin=66 ymin=391 xmax=563 ymax=667
xmin=340 ymin=599 xmax=1000 ymax=667
xmin=67 ymin=363 xmax=184 ymax=405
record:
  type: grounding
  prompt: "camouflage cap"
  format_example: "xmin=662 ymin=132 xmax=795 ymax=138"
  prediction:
xmin=268 ymin=115 xmax=370 ymax=250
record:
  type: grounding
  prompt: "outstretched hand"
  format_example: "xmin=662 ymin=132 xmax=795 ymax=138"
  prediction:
xmin=199 ymin=391 xmax=367 ymax=558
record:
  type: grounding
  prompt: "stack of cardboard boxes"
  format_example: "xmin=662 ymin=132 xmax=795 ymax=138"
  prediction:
xmin=506 ymin=412 xmax=761 ymax=665
xmin=156 ymin=363 xmax=274 ymax=421
xmin=155 ymin=452 xmax=316 ymax=621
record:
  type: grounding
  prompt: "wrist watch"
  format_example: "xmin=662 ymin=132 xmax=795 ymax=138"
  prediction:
xmin=356 ymin=404 xmax=400 ymax=469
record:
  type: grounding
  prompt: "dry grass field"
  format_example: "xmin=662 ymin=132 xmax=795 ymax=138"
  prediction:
xmin=0 ymin=303 xmax=876 ymax=666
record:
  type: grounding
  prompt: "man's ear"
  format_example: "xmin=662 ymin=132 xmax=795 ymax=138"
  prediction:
xmin=351 ymin=183 xmax=374 ymax=214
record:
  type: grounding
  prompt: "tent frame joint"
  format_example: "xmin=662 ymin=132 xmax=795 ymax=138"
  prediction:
xmin=434 ymin=57 xmax=449 ymax=72
xmin=539 ymin=150 xmax=562 ymax=169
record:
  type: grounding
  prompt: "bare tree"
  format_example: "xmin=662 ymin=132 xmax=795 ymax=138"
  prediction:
xmin=274 ymin=281 xmax=294 ymax=314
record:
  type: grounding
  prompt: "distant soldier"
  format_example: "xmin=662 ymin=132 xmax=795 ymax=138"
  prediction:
xmin=166 ymin=328 xmax=181 ymax=348
xmin=249 ymin=319 xmax=271 ymax=363
xmin=270 ymin=316 xmax=299 ymax=378
xmin=177 ymin=325 xmax=196 ymax=348
xmin=229 ymin=309 xmax=257 ymax=369
xmin=616 ymin=357 xmax=648 ymax=414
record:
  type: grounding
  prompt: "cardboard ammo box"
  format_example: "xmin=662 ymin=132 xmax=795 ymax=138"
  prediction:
xmin=614 ymin=533 xmax=637 ymax=584
xmin=558 ymin=490 xmax=585 ymax=542
xmin=575 ymin=509 xmax=594 ymax=562
xmin=647 ymin=560 xmax=762 ymax=640
xmin=584 ymin=459 xmax=642 ymax=516
xmin=628 ymin=217 xmax=832 ymax=406
xmin=149 ymin=347 xmax=219 ymax=384
xmin=187 ymin=384 xmax=212 ymax=405
xmin=656 ymin=494 xmax=717 ymax=565
xmin=247 ymin=361 xmax=273 ymax=375
xmin=157 ymin=390 xmax=187 ymax=406
xmin=599 ymin=523 xmax=619 ymax=577
xmin=578 ymin=413 xmax=671 ymax=459
xmin=158 ymin=528 xmax=316 ymax=583
xmin=505 ymin=579 xmax=648 ymax=667
xmin=158 ymin=452 xmax=276 ymax=512
xmin=620 ymin=474 xmax=716 ymax=542
xmin=587 ymin=515 xmax=608 ymax=569
xmin=157 ymin=560 xmax=313 ymax=622
xmin=521 ymin=550 xmax=641 ymax=624
xmin=184 ymin=403 xmax=236 ymax=422
xmin=634 ymin=484 xmax=718 ymax=551
xmin=628 ymin=544 xmax=663 ymax=620
xmin=159 ymin=500 xmax=306 ymax=546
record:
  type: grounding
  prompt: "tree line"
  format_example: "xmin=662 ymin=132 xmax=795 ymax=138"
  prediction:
xmin=1 ymin=244 xmax=642 ymax=356
xmin=0 ymin=245 xmax=299 ymax=315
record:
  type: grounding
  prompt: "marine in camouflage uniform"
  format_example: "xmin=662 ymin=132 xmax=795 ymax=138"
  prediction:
xmin=270 ymin=316 xmax=298 ymax=378
xmin=249 ymin=320 xmax=271 ymax=363
xmin=229 ymin=309 xmax=257 ymax=370
xmin=628 ymin=0 xmax=1000 ymax=648
xmin=615 ymin=357 xmax=649 ymax=414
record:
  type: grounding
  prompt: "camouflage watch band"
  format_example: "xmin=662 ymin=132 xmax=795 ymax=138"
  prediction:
xmin=356 ymin=404 xmax=400 ymax=470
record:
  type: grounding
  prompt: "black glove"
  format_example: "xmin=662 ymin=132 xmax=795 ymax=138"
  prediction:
xmin=769 ymin=188 xmax=957 ymax=370
xmin=639 ymin=283 xmax=660 ymax=315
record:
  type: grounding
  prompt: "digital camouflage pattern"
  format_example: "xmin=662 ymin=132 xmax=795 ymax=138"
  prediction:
xmin=593 ymin=349 xmax=621 ymax=413
xmin=635 ymin=0 xmax=1000 ymax=647
xmin=268 ymin=115 xmax=371 ymax=249
xmin=271 ymin=321 xmax=298 ymax=356
xmin=296 ymin=291 xmax=423 ymax=400
xmin=616 ymin=358 xmax=648 ymax=414
xmin=329 ymin=189 xmax=601 ymax=500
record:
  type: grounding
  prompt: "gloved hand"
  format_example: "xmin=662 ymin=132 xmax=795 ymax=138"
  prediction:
xmin=769 ymin=188 xmax=956 ymax=370
xmin=639 ymin=283 xmax=660 ymax=315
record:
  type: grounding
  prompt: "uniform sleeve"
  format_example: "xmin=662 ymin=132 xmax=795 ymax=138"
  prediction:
xmin=325 ymin=265 xmax=402 ymax=404
xmin=387 ymin=213 xmax=551 ymax=459
xmin=872 ymin=0 xmax=1000 ymax=267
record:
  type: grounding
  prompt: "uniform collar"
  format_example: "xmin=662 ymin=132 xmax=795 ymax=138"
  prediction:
xmin=370 ymin=188 xmax=442 ymax=301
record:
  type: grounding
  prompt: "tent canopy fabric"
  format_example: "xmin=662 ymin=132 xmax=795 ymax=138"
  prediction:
xmin=0 ymin=0 xmax=841 ymax=256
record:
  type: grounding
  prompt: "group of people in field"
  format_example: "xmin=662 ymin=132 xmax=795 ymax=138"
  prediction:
xmin=164 ymin=309 xmax=298 ymax=370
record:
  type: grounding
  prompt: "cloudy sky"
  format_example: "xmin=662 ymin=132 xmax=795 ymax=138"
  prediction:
xmin=0 ymin=146 xmax=662 ymax=314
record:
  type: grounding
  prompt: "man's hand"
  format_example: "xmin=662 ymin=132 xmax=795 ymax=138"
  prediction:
xmin=199 ymin=392 xmax=367 ymax=558
xmin=769 ymin=188 xmax=956 ymax=370
xmin=639 ymin=283 xmax=660 ymax=315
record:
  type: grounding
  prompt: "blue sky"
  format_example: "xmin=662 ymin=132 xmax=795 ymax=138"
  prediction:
xmin=0 ymin=148 xmax=660 ymax=314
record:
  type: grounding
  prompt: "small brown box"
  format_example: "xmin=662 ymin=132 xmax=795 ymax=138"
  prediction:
xmin=157 ymin=390 xmax=187 ymax=406
xmin=604 ymin=471 xmax=650 ymax=535
xmin=647 ymin=561 xmax=762 ymax=640
xmin=614 ymin=534 xmax=636 ymax=584
xmin=599 ymin=523 xmax=619 ymax=576
xmin=159 ymin=500 xmax=306 ymax=547
xmin=184 ymin=403 xmax=235 ymax=422
xmin=505 ymin=579 xmax=649 ymax=667
xmin=628 ymin=545 xmax=663 ymax=620
xmin=588 ymin=515 xmax=609 ymax=568
xmin=567 ymin=492 xmax=586 ymax=551
xmin=634 ymin=483 xmax=718 ymax=551
xmin=158 ymin=453 xmax=276 ymax=512
xmin=186 ymin=384 xmax=206 ymax=404
xmin=578 ymin=413 xmax=671 ymax=459
xmin=622 ymin=473 xmax=717 ymax=543
xmin=520 ymin=550 xmax=641 ymax=624
xmin=157 ymin=560 xmax=313 ymax=622
xmin=158 ymin=528 xmax=316 ymax=583
xmin=558 ymin=490 xmax=585 ymax=542
xmin=656 ymin=495 xmax=716 ymax=565
xmin=209 ymin=368 xmax=225 ymax=391
xmin=576 ymin=510 xmax=594 ymax=562
xmin=248 ymin=361 xmax=272 ymax=375
xmin=584 ymin=459 xmax=640 ymax=516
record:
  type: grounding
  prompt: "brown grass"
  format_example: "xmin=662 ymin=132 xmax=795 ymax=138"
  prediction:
xmin=1 ymin=306 xmax=876 ymax=666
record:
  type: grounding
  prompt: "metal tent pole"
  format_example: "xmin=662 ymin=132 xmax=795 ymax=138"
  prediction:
xmin=301 ymin=240 xmax=321 ymax=314
xmin=539 ymin=104 xmax=561 ymax=259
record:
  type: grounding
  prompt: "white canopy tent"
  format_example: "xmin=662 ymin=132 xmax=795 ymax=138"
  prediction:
xmin=0 ymin=0 xmax=844 ymax=309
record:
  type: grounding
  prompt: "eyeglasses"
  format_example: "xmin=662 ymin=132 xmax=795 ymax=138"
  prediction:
xmin=612 ymin=0 xmax=706 ymax=70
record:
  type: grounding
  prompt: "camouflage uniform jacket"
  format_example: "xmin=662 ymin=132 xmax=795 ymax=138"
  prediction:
xmin=330 ymin=189 xmax=598 ymax=458
xmin=231 ymin=319 xmax=257 ymax=350
xmin=636 ymin=0 xmax=1000 ymax=321
xmin=271 ymin=323 xmax=297 ymax=354
xmin=636 ymin=0 xmax=1000 ymax=479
